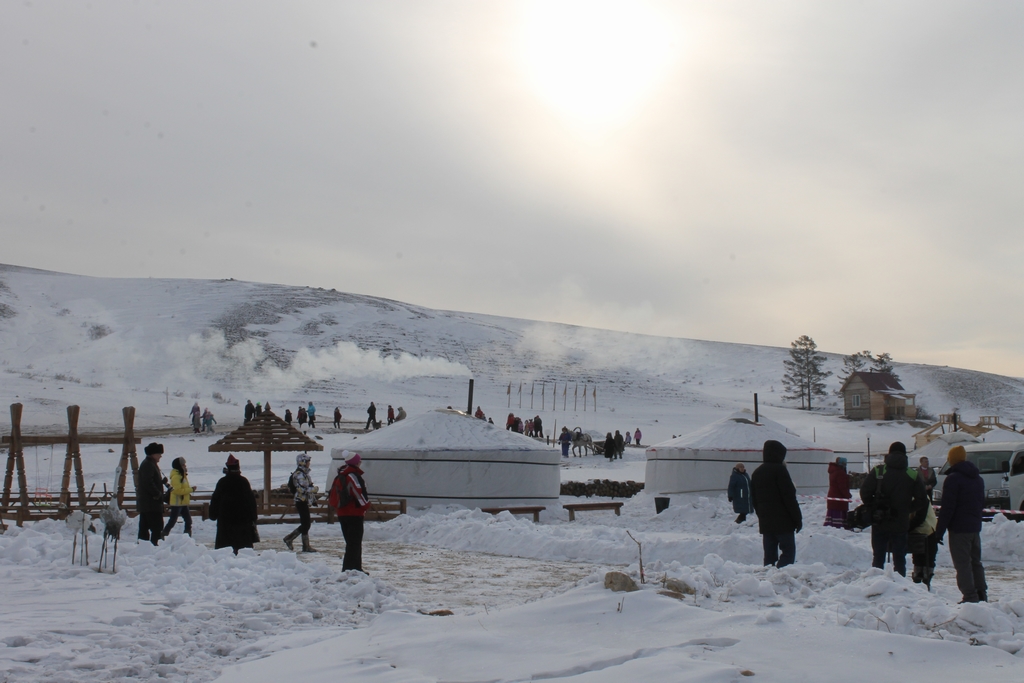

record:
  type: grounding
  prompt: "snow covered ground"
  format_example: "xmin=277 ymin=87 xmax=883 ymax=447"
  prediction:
xmin=5 ymin=266 xmax=1024 ymax=682
xmin=5 ymin=487 xmax=1024 ymax=682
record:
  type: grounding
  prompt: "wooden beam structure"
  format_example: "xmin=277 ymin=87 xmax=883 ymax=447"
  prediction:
xmin=2 ymin=404 xmax=141 ymax=520
xmin=208 ymin=410 xmax=323 ymax=507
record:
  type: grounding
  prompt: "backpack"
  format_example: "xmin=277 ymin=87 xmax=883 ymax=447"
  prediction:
xmin=328 ymin=472 xmax=351 ymax=510
xmin=867 ymin=465 xmax=918 ymax=524
xmin=846 ymin=504 xmax=873 ymax=530
xmin=287 ymin=470 xmax=299 ymax=495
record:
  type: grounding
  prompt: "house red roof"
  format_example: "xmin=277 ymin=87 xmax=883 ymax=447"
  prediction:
xmin=842 ymin=371 xmax=906 ymax=393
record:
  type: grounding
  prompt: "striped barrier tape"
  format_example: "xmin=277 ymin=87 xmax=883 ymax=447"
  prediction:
xmin=797 ymin=494 xmax=1017 ymax=516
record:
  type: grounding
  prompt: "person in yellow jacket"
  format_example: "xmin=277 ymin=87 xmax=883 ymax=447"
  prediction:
xmin=162 ymin=457 xmax=196 ymax=537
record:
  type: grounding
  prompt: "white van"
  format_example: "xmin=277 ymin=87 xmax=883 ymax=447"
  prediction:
xmin=934 ymin=442 xmax=1024 ymax=511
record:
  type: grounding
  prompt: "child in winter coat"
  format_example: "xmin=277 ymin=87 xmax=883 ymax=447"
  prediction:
xmin=909 ymin=501 xmax=939 ymax=589
xmin=728 ymin=463 xmax=753 ymax=523
xmin=162 ymin=457 xmax=196 ymax=537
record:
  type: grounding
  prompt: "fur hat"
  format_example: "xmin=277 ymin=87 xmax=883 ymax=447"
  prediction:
xmin=763 ymin=439 xmax=787 ymax=460
xmin=144 ymin=442 xmax=164 ymax=457
xmin=225 ymin=454 xmax=240 ymax=472
xmin=296 ymin=453 xmax=311 ymax=466
xmin=888 ymin=442 xmax=907 ymax=456
xmin=947 ymin=445 xmax=967 ymax=466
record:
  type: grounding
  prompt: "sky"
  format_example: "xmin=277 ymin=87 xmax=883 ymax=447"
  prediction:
xmin=2 ymin=1 xmax=1024 ymax=377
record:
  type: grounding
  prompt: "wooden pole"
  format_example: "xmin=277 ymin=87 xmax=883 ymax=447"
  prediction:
xmin=69 ymin=406 xmax=87 ymax=510
xmin=117 ymin=407 xmax=137 ymax=506
xmin=754 ymin=393 xmax=759 ymax=423
xmin=60 ymin=406 xmax=77 ymax=511
xmin=3 ymin=403 xmax=28 ymax=511
xmin=467 ymin=379 xmax=474 ymax=415
xmin=263 ymin=449 xmax=272 ymax=509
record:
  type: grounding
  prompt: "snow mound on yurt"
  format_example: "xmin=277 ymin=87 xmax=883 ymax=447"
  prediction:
xmin=912 ymin=431 xmax=980 ymax=463
xmin=340 ymin=408 xmax=555 ymax=452
xmin=645 ymin=410 xmax=834 ymax=495
xmin=652 ymin=409 xmax=826 ymax=452
xmin=979 ymin=429 xmax=1024 ymax=443
xmin=329 ymin=409 xmax=560 ymax=509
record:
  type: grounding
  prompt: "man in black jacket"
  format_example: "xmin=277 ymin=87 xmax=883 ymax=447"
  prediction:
xmin=137 ymin=442 xmax=165 ymax=545
xmin=751 ymin=440 xmax=802 ymax=567
xmin=860 ymin=441 xmax=928 ymax=576
xmin=935 ymin=445 xmax=987 ymax=602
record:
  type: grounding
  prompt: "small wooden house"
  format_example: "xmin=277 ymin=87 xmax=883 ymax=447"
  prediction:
xmin=839 ymin=372 xmax=917 ymax=421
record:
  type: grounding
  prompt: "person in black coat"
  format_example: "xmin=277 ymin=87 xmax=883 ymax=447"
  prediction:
xmin=860 ymin=441 xmax=928 ymax=577
xmin=209 ymin=454 xmax=259 ymax=554
xmin=137 ymin=442 xmax=166 ymax=545
xmin=603 ymin=433 xmax=615 ymax=461
xmin=728 ymin=463 xmax=753 ymax=523
xmin=366 ymin=402 xmax=377 ymax=430
xmin=935 ymin=445 xmax=987 ymax=602
xmin=613 ymin=430 xmax=624 ymax=459
xmin=244 ymin=400 xmax=255 ymax=424
xmin=751 ymin=440 xmax=802 ymax=567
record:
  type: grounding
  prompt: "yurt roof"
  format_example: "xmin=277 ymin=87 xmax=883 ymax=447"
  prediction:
xmin=913 ymin=430 xmax=980 ymax=461
xmin=338 ymin=409 xmax=554 ymax=452
xmin=979 ymin=429 xmax=1024 ymax=443
xmin=650 ymin=410 xmax=830 ymax=452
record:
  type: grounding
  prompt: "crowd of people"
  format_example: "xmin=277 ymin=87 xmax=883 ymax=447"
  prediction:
xmin=238 ymin=399 xmax=407 ymax=435
xmin=189 ymin=403 xmax=217 ymax=434
xmin=150 ymin=410 xmax=990 ymax=603
xmin=731 ymin=439 xmax=987 ymax=604
xmin=504 ymin=413 xmax=544 ymax=436
xmin=134 ymin=441 xmax=373 ymax=572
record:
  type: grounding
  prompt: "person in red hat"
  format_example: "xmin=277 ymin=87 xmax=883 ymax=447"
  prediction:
xmin=209 ymin=454 xmax=258 ymax=554
xmin=329 ymin=451 xmax=371 ymax=572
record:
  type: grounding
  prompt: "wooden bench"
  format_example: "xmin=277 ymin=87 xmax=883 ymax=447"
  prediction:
xmin=480 ymin=506 xmax=545 ymax=523
xmin=563 ymin=501 xmax=623 ymax=521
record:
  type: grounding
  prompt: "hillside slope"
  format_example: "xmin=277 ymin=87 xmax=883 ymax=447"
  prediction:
xmin=2 ymin=264 xmax=1023 ymax=447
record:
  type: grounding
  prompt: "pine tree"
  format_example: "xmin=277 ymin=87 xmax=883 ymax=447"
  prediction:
xmin=782 ymin=335 xmax=833 ymax=410
xmin=836 ymin=350 xmax=872 ymax=393
xmin=871 ymin=352 xmax=899 ymax=382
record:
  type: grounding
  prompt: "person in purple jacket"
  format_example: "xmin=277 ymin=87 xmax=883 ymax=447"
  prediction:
xmin=934 ymin=445 xmax=987 ymax=603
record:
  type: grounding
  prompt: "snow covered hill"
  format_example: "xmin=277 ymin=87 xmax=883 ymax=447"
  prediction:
xmin=2 ymin=263 xmax=1023 ymax=450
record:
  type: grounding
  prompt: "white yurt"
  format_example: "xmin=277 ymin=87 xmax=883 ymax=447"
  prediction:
xmin=329 ymin=409 xmax=561 ymax=508
xmin=912 ymin=430 xmax=981 ymax=466
xmin=645 ymin=410 xmax=836 ymax=495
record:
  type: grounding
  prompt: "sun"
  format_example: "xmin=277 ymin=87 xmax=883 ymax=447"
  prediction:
xmin=518 ymin=0 xmax=679 ymax=135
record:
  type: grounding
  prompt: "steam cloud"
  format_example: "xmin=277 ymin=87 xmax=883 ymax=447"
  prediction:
xmin=167 ymin=331 xmax=470 ymax=391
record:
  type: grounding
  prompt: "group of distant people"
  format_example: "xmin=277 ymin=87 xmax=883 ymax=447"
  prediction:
xmin=188 ymin=403 xmax=217 ymax=434
xmin=241 ymin=399 xmax=405 ymax=434
xmin=727 ymin=439 xmax=987 ymax=604
xmin=505 ymin=413 xmax=544 ymax=437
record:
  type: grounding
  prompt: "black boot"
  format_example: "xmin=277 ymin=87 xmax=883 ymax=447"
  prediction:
xmin=301 ymin=534 xmax=318 ymax=553
xmin=912 ymin=566 xmax=924 ymax=584
xmin=922 ymin=567 xmax=933 ymax=589
xmin=283 ymin=529 xmax=300 ymax=551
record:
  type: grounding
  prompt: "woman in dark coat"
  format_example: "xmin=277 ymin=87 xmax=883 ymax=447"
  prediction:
xmin=209 ymin=454 xmax=258 ymax=554
xmin=604 ymin=433 xmax=615 ymax=461
xmin=825 ymin=457 xmax=851 ymax=528
xmin=727 ymin=463 xmax=753 ymax=523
